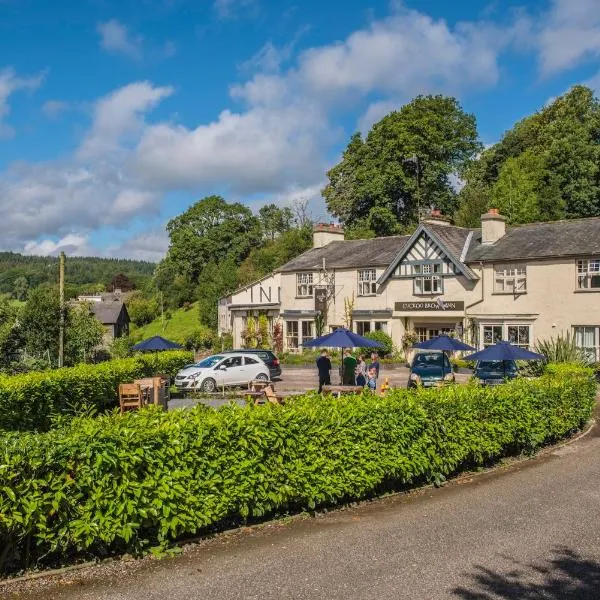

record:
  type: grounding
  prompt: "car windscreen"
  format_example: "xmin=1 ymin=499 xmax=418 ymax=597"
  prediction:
xmin=195 ymin=355 xmax=225 ymax=368
xmin=477 ymin=360 xmax=517 ymax=373
xmin=413 ymin=353 xmax=444 ymax=368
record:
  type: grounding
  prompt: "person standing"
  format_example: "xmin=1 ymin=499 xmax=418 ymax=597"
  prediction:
xmin=355 ymin=354 xmax=367 ymax=387
xmin=316 ymin=349 xmax=332 ymax=393
xmin=369 ymin=351 xmax=381 ymax=386
xmin=342 ymin=349 xmax=357 ymax=385
xmin=366 ymin=367 xmax=378 ymax=392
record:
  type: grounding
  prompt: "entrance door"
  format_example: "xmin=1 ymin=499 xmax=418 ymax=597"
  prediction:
xmin=416 ymin=326 xmax=455 ymax=342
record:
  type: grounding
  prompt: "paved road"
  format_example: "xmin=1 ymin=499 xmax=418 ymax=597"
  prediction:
xmin=8 ymin=420 xmax=600 ymax=599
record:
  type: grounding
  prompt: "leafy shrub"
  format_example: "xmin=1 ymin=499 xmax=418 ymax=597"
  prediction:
xmin=184 ymin=327 xmax=215 ymax=351
xmin=360 ymin=330 xmax=395 ymax=357
xmin=0 ymin=364 xmax=593 ymax=573
xmin=0 ymin=350 xmax=192 ymax=432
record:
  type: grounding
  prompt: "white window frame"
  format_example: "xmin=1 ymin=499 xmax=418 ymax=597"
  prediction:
xmin=355 ymin=321 xmax=371 ymax=336
xmin=576 ymin=259 xmax=600 ymax=290
xmin=481 ymin=323 xmax=531 ymax=349
xmin=357 ymin=269 xmax=377 ymax=296
xmin=374 ymin=321 xmax=387 ymax=333
xmin=494 ymin=264 xmax=527 ymax=294
xmin=412 ymin=263 xmax=443 ymax=295
xmin=301 ymin=320 xmax=314 ymax=342
xmin=573 ymin=326 xmax=600 ymax=362
xmin=296 ymin=273 xmax=314 ymax=297
xmin=286 ymin=320 xmax=299 ymax=349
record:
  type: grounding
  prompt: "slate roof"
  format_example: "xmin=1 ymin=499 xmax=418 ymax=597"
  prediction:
xmin=88 ymin=300 xmax=126 ymax=325
xmin=277 ymin=235 xmax=410 ymax=272
xmin=426 ymin=223 xmax=474 ymax=259
xmin=466 ymin=217 xmax=600 ymax=262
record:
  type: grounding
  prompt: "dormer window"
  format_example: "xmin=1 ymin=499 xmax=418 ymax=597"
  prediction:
xmin=296 ymin=273 xmax=314 ymax=297
xmin=413 ymin=262 xmax=442 ymax=295
xmin=577 ymin=259 xmax=600 ymax=289
xmin=358 ymin=269 xmax=377 ymax=296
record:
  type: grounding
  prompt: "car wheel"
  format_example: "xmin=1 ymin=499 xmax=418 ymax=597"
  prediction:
xmin=255 ymin=373 xmax=269 ymax=382
xmin=201 ymin=378 xmax=217 ymax=393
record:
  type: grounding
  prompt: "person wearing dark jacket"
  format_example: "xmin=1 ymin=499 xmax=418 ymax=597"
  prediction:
xmin=316 ymin=349 xmax=332 ymax=393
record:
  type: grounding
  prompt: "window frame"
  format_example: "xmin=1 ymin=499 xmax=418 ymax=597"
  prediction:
xmin=296 ymin=272 xmax=314 ymax=298
xmin=355 ymin=321 xmax=371 ymax=336
xmin=357 ymin=268 xmax=377 ymax=296
xmin=481 ymin=323 xmax=531 ymax=349
xmin=573 ymin=326 xmax=600 ymax=362
xmin=576 ymin=259 xmax=600 ymax=290
xmin=286 ymin=320 xmax=299 ymax=349
xmin=493 ymin=263 xmax=527 ymax=294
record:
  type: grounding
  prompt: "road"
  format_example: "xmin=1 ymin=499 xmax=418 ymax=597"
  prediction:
xmin=6 ymin=416 xmax=600 ymax=599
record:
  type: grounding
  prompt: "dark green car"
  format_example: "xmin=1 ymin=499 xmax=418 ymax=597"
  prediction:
xmin=474 ymin=360 xmax=518 ymax=386
xmin=408 ymin=351 xmax=454 ymax=388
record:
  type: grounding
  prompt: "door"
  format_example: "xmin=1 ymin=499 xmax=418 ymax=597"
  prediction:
xmin=220 ymin=355 xmax=245 ymax=385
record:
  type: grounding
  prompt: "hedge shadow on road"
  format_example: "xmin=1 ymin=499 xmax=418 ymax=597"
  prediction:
xmin=453 ymin=547 xmax=600 ymax=599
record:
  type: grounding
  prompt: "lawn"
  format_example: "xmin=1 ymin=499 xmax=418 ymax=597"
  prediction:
xmin=131 ymin=302 xmax=199 ymax=344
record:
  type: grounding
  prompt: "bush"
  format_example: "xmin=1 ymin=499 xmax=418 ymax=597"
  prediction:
xmin=0 ymin=364 xmax=593 ymax=573
xmin=0 ymin=350 xmax=193 ymax=432
xmin=184 ymin=327 xmax=215 ymax=351
xmin=361 ymin=330 xmax=395 ymax=357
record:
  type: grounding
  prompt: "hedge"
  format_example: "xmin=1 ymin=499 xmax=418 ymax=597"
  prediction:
xmin=0 ymin=351 xmax=193 ymax=432
xmin=0 ymin=364 xmax=594 ymax=573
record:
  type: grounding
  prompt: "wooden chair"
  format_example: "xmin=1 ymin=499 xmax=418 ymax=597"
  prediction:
xmin=119 ymin=383 xmax=143 ymax=413
xmin=262 ymin=385 xmax=284 ymax=405
xmin=249 ymin=380 xmax=271 ymax=393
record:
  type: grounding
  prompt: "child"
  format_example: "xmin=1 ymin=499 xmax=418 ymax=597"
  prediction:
xmin=355 ymin=354 xmax=367 ymax=386
xmin=366 ymin=367 xmax=377 ymax=392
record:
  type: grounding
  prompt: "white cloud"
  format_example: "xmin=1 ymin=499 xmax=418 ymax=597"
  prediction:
xmin=213 ymin=0 xmax=256 ymax=19
xmin=23 ymin=234 xmax=92 ymax=257
xmin=97 ymin=19 xmax=143 ymax=60
xmin=0 ymin=67 xmax=44 ymax=137
xmin=536 ymin=0 xmax=600 ymax=76
xmin=358 ymin=100 xmax=398 ymax=135
xmin=42 ymin=100 xmax=70 ymax=118
xmin=105 ymin=228 xmax=169 ymax=261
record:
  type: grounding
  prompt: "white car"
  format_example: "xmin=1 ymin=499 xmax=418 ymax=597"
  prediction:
xmin=174 ymin=353 xmax=270 ymax=393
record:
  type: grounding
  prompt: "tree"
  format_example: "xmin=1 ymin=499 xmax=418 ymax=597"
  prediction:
xmin=65 ymin=304 xmax=105 ymax=365
xmin=127 ymin=292 xmax=160 ymax=326
xmin=0 ymin=298 xmax=22 ymax=369
xmin=259 ymin=204 xmax=294 ymax=241
xmin=12 ymin=276 xmax=28 ymax=301
xmin=20 ymin=286 xmax=60 ymax=363
xmin=107 ymin=273 xmax=134 ymax=292
xmin=196 ymin=258 xmax=239 ymax=330
xmin=162 ymin=195 xmax=261 ymax=284
xmin=323 ymin=95 xmax=481 ymax=229
xmin=460 ymin=85 xmax=600 ymax=223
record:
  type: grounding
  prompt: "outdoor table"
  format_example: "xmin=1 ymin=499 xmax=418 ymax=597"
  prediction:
xmin=322 ymin=385 xmax=364 ymax=397
xmin=134 ymin=377 xmax=168 ymax=408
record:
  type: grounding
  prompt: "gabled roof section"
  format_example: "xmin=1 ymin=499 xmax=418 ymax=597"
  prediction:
xmin=277 ymin=235 xmax=410 ymax=272
xmin=466 ymin=217 xmax=600 ymax=262
xmin=88 ymin=300 xmax=126 ymax=325
xmin=378 ymin=224 xmax=479 ymax=285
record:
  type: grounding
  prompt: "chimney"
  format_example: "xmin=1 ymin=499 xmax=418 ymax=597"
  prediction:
xmin=481 ymin=208 xmax=506 ymax=244
xmin=313 ymin=223 xmax=345 ymax=248
xmin=423 ymin=208 xmax=451 ymax=226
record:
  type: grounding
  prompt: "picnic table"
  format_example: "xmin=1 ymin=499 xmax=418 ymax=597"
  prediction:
xmin=322 ymin=385 xmax=364 ymax=397
xmin=133 ymin=377 xmax=169 ymax=409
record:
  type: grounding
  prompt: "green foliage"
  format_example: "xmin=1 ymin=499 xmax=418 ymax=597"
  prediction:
xmin=258 ymin=204 xmax=294 ymax=241
xmin=258 ymin=315 xmax=270 ymax=349
xmin=462 ymin=85 xmax=600 ymax=222
xmin=133 ymin=302 xmax=201 ymax=344
xmin=0 ymin=365 xmax=592 ymax=573
xmin=536 ymin=332 xmax=592 ymax=365
xmin=0 ymin=298 xmax=22 ymax=370
xmin=184 ymin=327 xmax=215 ymax=351
xmin=64 ymin=304 xmax=105 ymax=365
xmin=109 ymin=336 xmax=135 ymax=359
xmin=360 ymin=331 xmax=395 ymax=357
xmin=12 ymin=276 xmax=28 ymax=301
xmin=0 ymin=350 xmax=192 ymax=432
xmin=127 ymin=292 xmax=160 ymax=327
xmin=323 ymin=95 xmax=481 ymax=230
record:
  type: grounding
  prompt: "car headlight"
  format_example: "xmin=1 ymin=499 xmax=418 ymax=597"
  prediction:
xmin=187 ymin=374 xmax=198 ymax=380
xmin=443 ymin=373 xmax=454 ymax=381
xmin=409 ymin=373 xmax=420 ymax=381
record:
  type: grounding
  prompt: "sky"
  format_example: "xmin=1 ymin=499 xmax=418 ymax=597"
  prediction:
xmin=1 ymin=0 xmax=600 ymax=261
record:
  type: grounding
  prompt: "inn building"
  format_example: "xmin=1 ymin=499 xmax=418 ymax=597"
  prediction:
xmin=218 ymin=210 xmax=600 ymax=359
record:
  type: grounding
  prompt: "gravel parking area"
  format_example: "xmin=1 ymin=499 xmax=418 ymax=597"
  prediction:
xmin=168 ymin=365 xmax=472 ymax=410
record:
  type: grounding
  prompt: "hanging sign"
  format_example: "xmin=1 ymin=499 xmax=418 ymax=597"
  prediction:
xmin=314 ymin=286 xmax=328 ymax=313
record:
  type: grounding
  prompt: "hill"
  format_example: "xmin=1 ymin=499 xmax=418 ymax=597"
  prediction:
xmin=131 ymin=302 xmax=200 ymax=344
xmin=0 ymin=252 xmax=156 ymax=296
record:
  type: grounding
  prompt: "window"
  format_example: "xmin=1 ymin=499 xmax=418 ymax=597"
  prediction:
xmin=483 ymin=325 xmax=503 ymax=347
xmin=482 ymin=324 xmax=531 ymax=349
xmin=296 ymin=273 xmax=314 ymax=297
xmin=413 ymin=263 xmax=442 ymax=295
xmin=356 ymin=321 xmax=371 ymax=336
xmin=286 ymin=321 xmax=299 ymax=349
xmin=223 ymin=356 xmax=242 ymax=368
xmin=576 ymin=259 xmax=600 ymax=289
xmin=302 ymin=320 xmax=314 ymax=341
xmin=574 ymin=326 xmax=600 ymax=361
xmin=244 ymin=357 xmax=259 ymax=365
xmin=415 ymin=327 xmax=427 ymax=343
xmin=358 ymin=269 xmax=377 ymax=296
xmin=374 ymin=321 xmax=387 ymax=333
xmin=494 ymin=264 xmax=526 ymax=293
xmin=507 ymin=325 xmax=530 ymax=349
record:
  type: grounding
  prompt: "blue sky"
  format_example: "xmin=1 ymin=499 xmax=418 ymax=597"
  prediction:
xmin=1 ymin=0 xmax=599 ymax=260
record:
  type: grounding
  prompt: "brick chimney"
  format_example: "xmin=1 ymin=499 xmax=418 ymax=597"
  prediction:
xmin=313 ymin=223 xmax=345 ymax=248
xmin=423 ymin=208 xmax=451 ymax=226
xmin=481 ymin=208 xmax=506 ymax=244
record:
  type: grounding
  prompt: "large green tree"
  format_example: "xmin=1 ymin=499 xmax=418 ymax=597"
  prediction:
xmin=163 ymin=195 xmax=261 ymax=283
xmin=323 ymin=95 xmax=481 ymax=233
xmin=459 ymin=85 xmax=600 ymax=224
xmin=258 ymin=204 xmax=294 ymax=241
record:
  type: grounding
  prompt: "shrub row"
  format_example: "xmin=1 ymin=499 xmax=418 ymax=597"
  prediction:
xmin=0 ymin=363 xmax=594 ymax=573
xmin=0 ymin=351 xmax=193 ymax=432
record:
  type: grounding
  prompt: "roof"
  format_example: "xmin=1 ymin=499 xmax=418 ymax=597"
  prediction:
xmin=277 ymin=235 xmax=410 ymax=272
xmin=466 ymin=217 xmax=600 ymax=262
xmin=88 ymin=299 xmax=126 ymax=324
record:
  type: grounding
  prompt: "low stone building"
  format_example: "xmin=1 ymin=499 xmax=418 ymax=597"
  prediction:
xmin=77 ymin=293 xmax=130 ymax=347
xmin=219 ymin=211 xmax=600 ymax=359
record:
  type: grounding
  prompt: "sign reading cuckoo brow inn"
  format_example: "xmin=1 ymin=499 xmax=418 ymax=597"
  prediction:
xmin=395 ymin=300 xmax=465 ymax=312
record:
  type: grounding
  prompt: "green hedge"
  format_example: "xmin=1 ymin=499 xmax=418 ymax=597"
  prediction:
xmin=0 ymin=351 xmax=193 ymax=432
xmin=0 ymin=364 xmax=594 ymax=573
